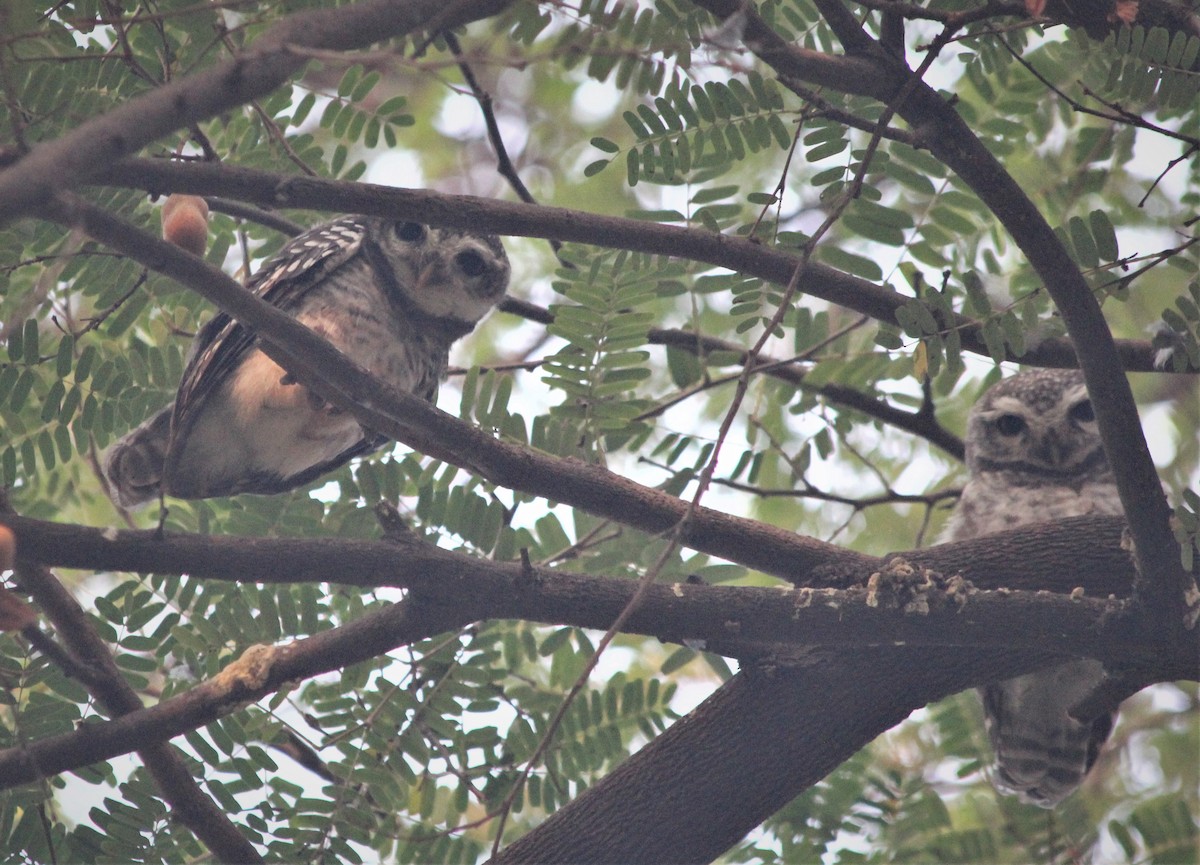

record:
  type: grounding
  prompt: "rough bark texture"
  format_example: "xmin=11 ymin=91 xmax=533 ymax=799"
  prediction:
xmin=491 ymin=647 xmax=1053 ymax=865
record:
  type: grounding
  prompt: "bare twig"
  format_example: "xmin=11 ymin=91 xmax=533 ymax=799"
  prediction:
xmin=205 ymin=195 xmax=305 ymax=235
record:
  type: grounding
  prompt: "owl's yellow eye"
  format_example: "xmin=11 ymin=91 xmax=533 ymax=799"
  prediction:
xmin=995 ymin=414 xmax=1025 ymax=436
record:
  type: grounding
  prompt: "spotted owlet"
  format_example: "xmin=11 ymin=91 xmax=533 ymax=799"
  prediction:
xmin=104 ymin=216 xmax=509 ymax=506
xmin=941 ymin=368 xmax=1121 ymax=807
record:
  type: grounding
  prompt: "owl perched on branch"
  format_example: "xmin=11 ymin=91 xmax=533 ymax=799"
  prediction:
xmin=105 ymin=216 xmax=509 ymax=507
xmin=941 ymin=368 xmax=1122 ymax=807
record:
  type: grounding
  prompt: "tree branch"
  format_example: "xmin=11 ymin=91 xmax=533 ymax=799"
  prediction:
xmin=4 ymin=512 xmax=1191 ymax=670
xmin=0 ymin=593 xmax=470 ymax=788
xmin=489 ymin=646 xmax=1056 ymax=864
xmin=96 ymin=158 xmax=1169 ymax=372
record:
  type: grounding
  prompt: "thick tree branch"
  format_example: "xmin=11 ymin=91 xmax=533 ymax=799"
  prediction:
xmin=0 ymin=0 xmax=511 ymax=223
xmin=4 ymin=512 xmax=1192 ymax=671
xmin=96 ymin=158 xmax=1168 ymax=372
xmin=0 ymin=511 xmax=1136 ymax=592
xmin=489 ymin=647 xmax=1057 ymax=865
xmin=814 ymin=0 xmax=880 ymax=52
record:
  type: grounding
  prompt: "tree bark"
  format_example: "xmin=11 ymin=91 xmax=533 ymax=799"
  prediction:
xmin=490 ymin=647 xmax=1054 ymax=865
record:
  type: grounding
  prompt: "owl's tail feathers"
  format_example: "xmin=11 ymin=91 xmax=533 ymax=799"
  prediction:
xmin=988 ymin=711 xmax=1114 ymax=807
xmin=979 ymin=664 xmax=1116 ymax=808
xmin=103 ymin=407 xmax=173 ymax=508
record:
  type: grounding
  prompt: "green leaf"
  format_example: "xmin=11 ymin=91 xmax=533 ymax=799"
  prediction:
xmin=816 ymin=246 xmax=884 ymax=281
xmin=55 ymin=336 xmax=73 ymax=378
xmin=9 ymin=369 xmax=35 ymax=411
xmin=337 ymin=65 xmax=362 ymax=98
xmin=1088 ymin=209 xmax=1120 ymax=261
xmin=7 ymin=320 xmax=22 ymax=362
xmin=1068 ymin=215 xmax=1099 ymax=268
xmin=22 ymin=319 xmax=39 ymax=365
xmin=584 ymin=159 xmax=611 ymax=177
xmin=623 ymin=109 xmax=649 ymax=138
xmin=660 ymin=646 xmax=697 ymax=674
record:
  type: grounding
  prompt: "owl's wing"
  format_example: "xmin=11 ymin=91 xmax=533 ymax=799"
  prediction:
xmin=171 ymin=218 xmax=369 ymax=440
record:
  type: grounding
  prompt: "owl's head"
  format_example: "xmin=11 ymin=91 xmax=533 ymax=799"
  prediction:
xmin=369 ymin=220 xmax=510 ymax=326
xmin=965 ymin=369 xmax=1108 ymax=478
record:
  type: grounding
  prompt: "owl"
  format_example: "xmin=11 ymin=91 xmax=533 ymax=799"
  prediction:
xmin=941 ymin=368 xmax=1121 ymax=807
xmin=104 ymin=216 xmax=510 ymax=507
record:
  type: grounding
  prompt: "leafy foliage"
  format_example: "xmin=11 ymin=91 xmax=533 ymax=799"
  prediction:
xmin=0 ymin=0 xmax=1197 ymax=862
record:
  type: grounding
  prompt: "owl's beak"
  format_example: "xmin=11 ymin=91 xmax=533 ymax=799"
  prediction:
xmin=412 ymin=259 xmax=440 ymax=295
xmin=1031 ymin=430 xmax=1066 ymax=467
xmin=477 ymin=276 xmax=507 ymax=299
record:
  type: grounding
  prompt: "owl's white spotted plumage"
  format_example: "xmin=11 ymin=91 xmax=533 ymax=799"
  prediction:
xmin=104 ymin=217 xmax=509 ymax=506
xmin=942 ymin=368 xmax=1121 ymax=807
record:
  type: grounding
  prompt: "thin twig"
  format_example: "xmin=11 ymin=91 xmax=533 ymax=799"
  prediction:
xmin=205 ymin=196 xmax=304 ymax=235
xmin=998 ymin=36 xmax=1200 ymax=149
xmin=444 ymin=30 xmax=566 ymax=261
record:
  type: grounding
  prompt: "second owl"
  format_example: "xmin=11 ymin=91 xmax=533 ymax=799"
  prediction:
xmin=942 ymin=368 xmax=1121 ymax=807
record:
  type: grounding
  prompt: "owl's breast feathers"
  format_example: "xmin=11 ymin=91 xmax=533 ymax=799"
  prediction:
xmin=942 ymin=471 xmax=1120 ymax=543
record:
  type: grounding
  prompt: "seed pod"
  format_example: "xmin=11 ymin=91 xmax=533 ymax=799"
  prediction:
xmin=161 ymin=194 xmax=209 ymax=257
